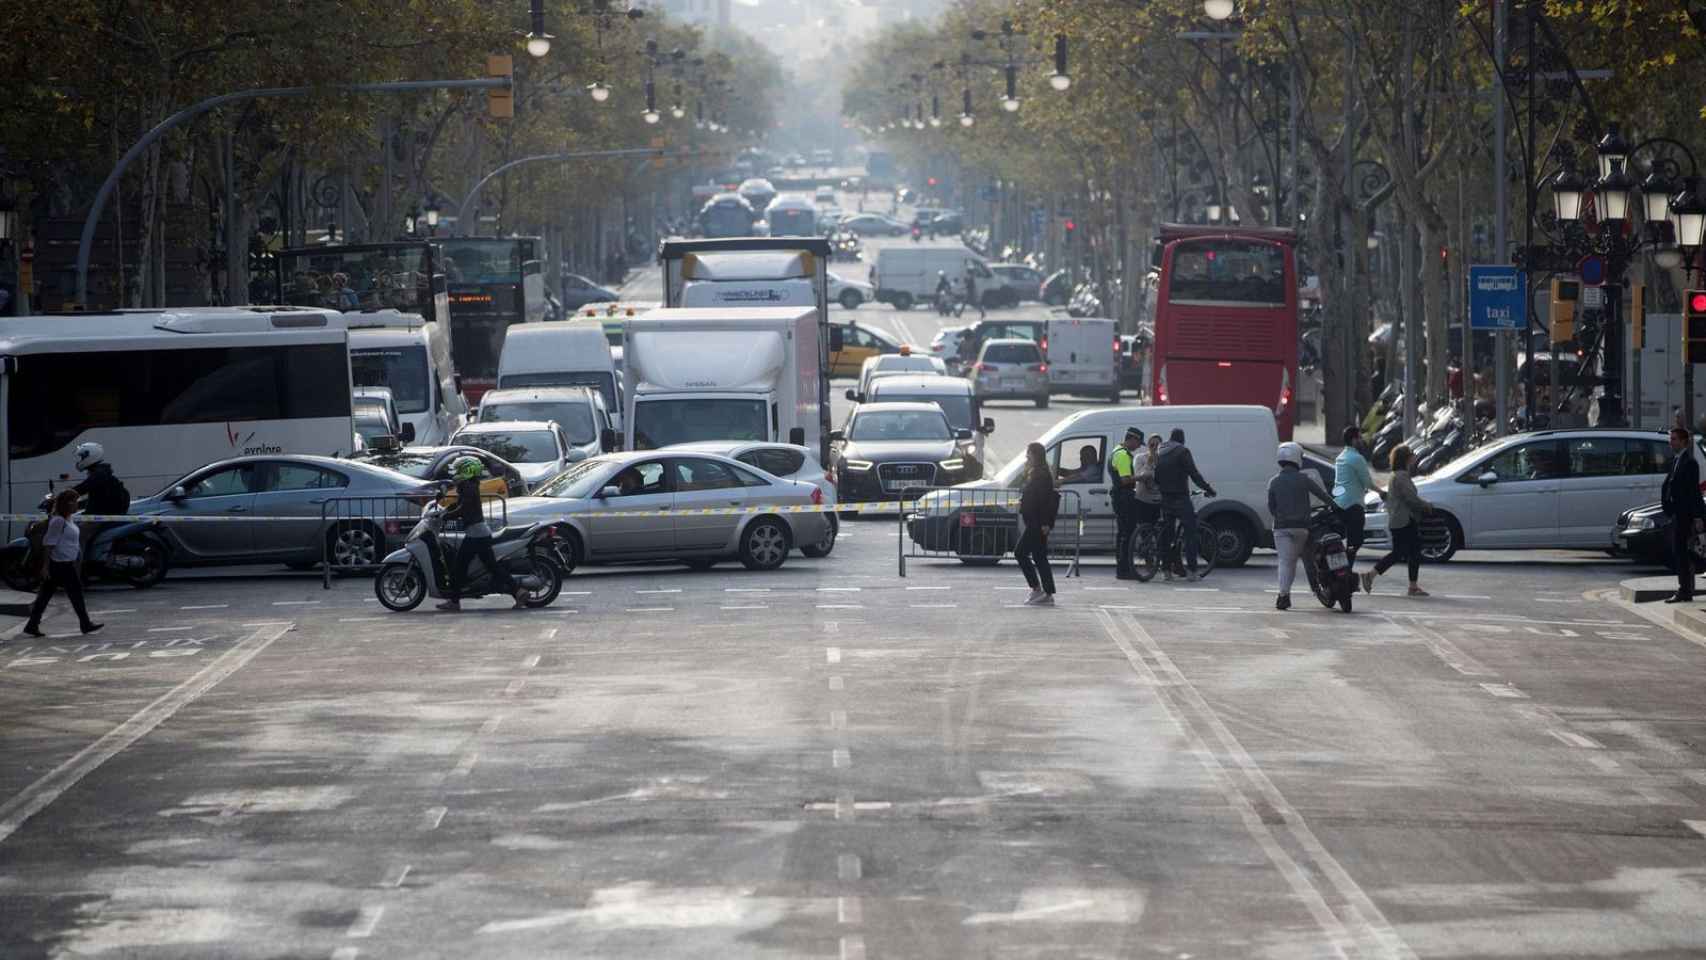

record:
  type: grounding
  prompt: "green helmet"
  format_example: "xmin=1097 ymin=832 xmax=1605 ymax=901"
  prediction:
xmin=451 ymin=456 xmax=484 ymax=481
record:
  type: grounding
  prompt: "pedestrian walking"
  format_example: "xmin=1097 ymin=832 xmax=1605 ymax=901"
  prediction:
xmin=1661 ymin=425 xmax=1705 ymax=603
xmin=1018 ymin=442 xmax=1059 ymax=606
xmin=1107 ymin=427 xmax=1143 ymax=580
xmin=22 ymin=490 xmax=102 ymax=638
xmin=1154 ymin=428 xmax=1217 ymax=581
xmin=1267 ymin=442 xmax=1338 ymax=611
xmin=1361 ymin=444 xmax=1432 ymax=597
xmin=1332 ymin=426 xmax=1384 ymax=565
xmin=963 ymin=268 xmax=986 ymax=319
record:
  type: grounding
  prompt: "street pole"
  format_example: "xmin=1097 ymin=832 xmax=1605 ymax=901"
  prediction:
xmin=1522 ymin=2 xmax=1538 ymax=428
xmin=1492 ymin=0 xmax=1510 ymax=435
xmin=453 ymin=147 xmax=675 ymax=236
xmin=74 ymin=76 xmax=511 ymax=309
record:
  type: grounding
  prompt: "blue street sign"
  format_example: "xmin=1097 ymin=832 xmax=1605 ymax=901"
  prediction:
xmin=1577 ymin=254 xmax=1606 ymax=286
xmin=1468 ymin=265 xmax=1526 ymax=330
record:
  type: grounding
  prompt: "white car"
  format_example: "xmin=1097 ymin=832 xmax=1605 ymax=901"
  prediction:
xmin=856 ymin=352 xmax=947 ymax=399
xmin=828 ymin=271 xmax=874 ymax=310
xmin=930 ymin=324 xmax=974 ymax=373
xmin=662 ymin=440 xmax=839 ymax=557
xmin=1362 ymin=428 xmax=1698 ymax=562
xmin=450 ymin=420 xmax=576 ymax=488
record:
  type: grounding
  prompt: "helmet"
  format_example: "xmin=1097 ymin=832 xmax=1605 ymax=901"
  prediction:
xmin=74 ymin=442 xmax=105 ymax=471
xmin=1277 ymin=442 xmax=1303 ymax=467
xmin=451 ymin=456 xmax=484 ymax=481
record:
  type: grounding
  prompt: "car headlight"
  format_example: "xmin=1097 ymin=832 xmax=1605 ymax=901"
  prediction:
xmin=1631 ymin=516 xmax=1656 ymax=531
xmin=841 ymin=459 xmax=873 ymax=472
xmin=938 ymin=457 xmax=966 ymax=472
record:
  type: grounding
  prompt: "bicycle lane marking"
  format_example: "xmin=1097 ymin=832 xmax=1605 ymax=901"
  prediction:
xmin=0 ymin=621 xmax=294 ymax=846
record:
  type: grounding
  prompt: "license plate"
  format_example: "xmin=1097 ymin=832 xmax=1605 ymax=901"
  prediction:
xmin=1327 ymin=553 xmax=1348 ymax=571
xmin=1002 ymin=378 xmax=1024 ymax=389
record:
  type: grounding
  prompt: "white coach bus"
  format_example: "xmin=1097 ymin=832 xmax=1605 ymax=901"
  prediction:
xmin=0 ymin=307 xmax=355 ymax=535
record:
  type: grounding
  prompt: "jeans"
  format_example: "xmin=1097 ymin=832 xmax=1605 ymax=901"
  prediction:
xmin=1273 ymin=528 xmax=1308 ymax=596
xmin=1374 ymin=522 xmax=1421 ymax=583
xmin=1158 ymin=495 xmax=1200 ymax=572
xmin=27 ymin=560 xmax=95 ymax=630
xmin=1341 ymin=505 xmax=1366 ymax=559
xmin=450 ymin=535 xmax=511 ymax=599
xmin=1016 ymin=526 xmax=1055 ymax=595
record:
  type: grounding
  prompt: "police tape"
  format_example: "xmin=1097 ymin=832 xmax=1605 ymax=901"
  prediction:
xmin=0 ymin=497 xmax=1024 ymax=525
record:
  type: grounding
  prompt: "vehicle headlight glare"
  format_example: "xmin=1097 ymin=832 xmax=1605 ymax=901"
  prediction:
xmin=938 ymin=458 xmax=965 ymax=471
xmin=842 ymin=459 xmax=873 ymax=472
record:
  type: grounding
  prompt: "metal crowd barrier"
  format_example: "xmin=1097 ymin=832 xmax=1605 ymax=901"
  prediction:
xmin=896 ymin=487 xmax=1082 ymax=578
xmin=318 ymin=494 xmax=506 ymax=588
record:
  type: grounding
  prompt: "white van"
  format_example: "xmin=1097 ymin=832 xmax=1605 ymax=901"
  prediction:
xmin=494 ymin=324 xmax=621 ymax=428
xmin=1045 ymin=316 xmax=1121 ymax=402
xmin=976 ymin=404 xmax=1279 ymax=566
xmin=347 ymin=310 xmax=464 ymax=446
xmin=873 ymin=246 xmax=991 ymax=311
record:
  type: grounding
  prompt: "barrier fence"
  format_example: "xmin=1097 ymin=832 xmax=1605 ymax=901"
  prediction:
xmin=896 ymin=487 xmax=1083 ymax=578
xmin=317 ymin=495 xmax=507 ymax=588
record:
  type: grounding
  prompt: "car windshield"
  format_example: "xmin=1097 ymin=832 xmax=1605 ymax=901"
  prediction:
xmin=871 ymin=394 xmax=973 ymax=430
xmin=497 ymin=371 xmax=617 ymax=411
xmin=456 ymin=430 xmax=557 ymax=463
xmin=534 ymin=459 xmax=612 ymax=499
xmin=631 ymin=399 xmax=767 ymax=449
xmin=350 ymin=346 xmax=430 ymax=413
xmin=850 ymin=410 xmax=951 ymax=442
xmin=479 ymin=401 xmax=597 ymax=444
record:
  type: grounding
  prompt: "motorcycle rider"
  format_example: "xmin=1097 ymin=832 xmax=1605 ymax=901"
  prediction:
xmin=1154 ymin=428 xmax=1217 ymax=581
xmin=71 ymin=443 xmax=130 ymax=580
xmin=438 ymin=456 xmax=520 ymax=611
xmin=935 ymin=270 xmax=953 ymax=314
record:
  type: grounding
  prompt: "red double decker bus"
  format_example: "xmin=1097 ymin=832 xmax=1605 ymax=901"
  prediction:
xmin=1150 ymin=224 xmax=1300 ymax=439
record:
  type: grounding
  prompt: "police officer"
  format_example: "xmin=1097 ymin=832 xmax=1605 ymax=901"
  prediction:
xmin=1108 ymin=427 xmax=1143 ymax=580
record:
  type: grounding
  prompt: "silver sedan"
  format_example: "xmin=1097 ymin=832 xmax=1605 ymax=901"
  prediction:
xmin=505 ymin=451 xmax=830 ymax=572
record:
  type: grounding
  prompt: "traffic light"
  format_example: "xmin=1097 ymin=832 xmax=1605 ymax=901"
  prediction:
xmin=486 ymin=55 xmax=514 ymax=119
xmin=1685 ymin=290 xmax=1706 ymax=364
xmin=1550 ymin=277 xmax=1579 ymax=345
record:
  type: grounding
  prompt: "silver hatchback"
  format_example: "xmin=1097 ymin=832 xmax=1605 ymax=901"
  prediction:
xmin=971 ymin=338 xmax=1049 ymax=408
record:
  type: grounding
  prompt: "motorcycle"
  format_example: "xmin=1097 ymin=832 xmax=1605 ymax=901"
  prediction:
xmin=373 ymin=501 xmax=564 ymax=612
xmin=0 ymin=494 xmax=169 ymax=591
xmin=1304 ymin=507 xmax=1357 ymax=613
xmin=934 ymin=287 xmax=956 ymax=316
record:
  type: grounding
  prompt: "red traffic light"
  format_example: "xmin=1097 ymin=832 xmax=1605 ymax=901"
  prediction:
xmin=1690 ymin=291 xmax=1706 ymax=314
xmin=927 ymin=177 xmax=938 ymax=186
xmin=1065 ymin=220 xmax=1076 ymax=231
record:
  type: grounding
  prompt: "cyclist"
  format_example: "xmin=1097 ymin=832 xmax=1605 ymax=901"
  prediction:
xmin=1153 ymin=428 xmax=1216 ymax=582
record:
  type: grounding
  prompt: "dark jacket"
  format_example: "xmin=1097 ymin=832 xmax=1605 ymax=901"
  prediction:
xmin=1020 ymin=467 xmax=1060 ymax=530
xmin=74 ymin=463 xmax=130 ymax=516
xmin=1154 ymin=442 xmax=1213 ymax=498
xmin=451 ymin=477 xmax=486 ymax=528
xmin=1266 ymin=466 xmax=1334 ymax=529
xmin=1663 ymin=451 xmax=1706 ymax=520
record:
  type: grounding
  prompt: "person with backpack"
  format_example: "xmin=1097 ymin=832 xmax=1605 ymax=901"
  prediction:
xmin=71 ymin=443 xmax=130 ymax=581
xmin=1154 ymin=428 xmax=1217 ymax=581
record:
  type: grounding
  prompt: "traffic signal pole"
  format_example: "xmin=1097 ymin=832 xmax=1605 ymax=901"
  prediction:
xmin=73 ymin=75 xmax=512 ymax=309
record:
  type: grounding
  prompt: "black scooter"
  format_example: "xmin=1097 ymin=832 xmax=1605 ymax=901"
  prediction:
xmin=1304 ymin=507 xmax=1357 ymax=613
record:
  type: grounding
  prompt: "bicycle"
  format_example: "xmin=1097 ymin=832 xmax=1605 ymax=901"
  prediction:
xmin=1126 ymin=493 xmax=1218 ymax=582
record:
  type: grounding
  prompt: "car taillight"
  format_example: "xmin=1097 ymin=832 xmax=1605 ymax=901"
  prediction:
xmin=931 ymin=343 xmax=944 ymax=351
xmin=976 ymin=363 xmax=995 ymax=372
xmin=1158 ymin=364 xmax=1169 ymax=404
xmin=1030 ymin=363 xmax=1048 ymax=373
xmin=1039 ymin=337 xmax=1048 ymax=353
xmin=811 ymin=487 xmax=823 ymax=505
xmin=1113 ymin=336 xmax=1122 ymax=354
xmin=1275 ymin=368 xmax=1292 ymax=417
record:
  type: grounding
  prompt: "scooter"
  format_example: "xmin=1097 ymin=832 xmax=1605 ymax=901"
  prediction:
xmin=934 ymin=287 xmax=955 ymax=316
xmin=1304 ymin=507 xmax=1356 ymax=613
xmin=373 ymin=501 xmax=564 ymax=612
xmin=0 ymin=494 xmax=170 ymax=591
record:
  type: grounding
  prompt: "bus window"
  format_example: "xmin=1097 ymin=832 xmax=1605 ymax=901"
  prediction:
xmin=1165 ymin=239 xmax=1287 ymax=306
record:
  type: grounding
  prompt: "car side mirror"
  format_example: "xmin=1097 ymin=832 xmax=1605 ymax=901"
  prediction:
xmin=598 ymin=485 xmax=621 ymax=499
xmin=981 ymin=418 xmax=995 ymax=435
xmin=829 ymin=430 xmax=845 ymax=443
xmin=166 ymin=486 xmax=187 ymax=502
xmin=845 ymin=389 xmax=859 ymax=402
xmin=1477 ymin=470 xmax=1498 ymax=487
xmin=600 ymin=428 xmax=618 ymax=453
xmin=400 ymin=422 xmax=416 ymax=443
xmin=954 ymin=428 xmax=974 ymax=441
xmin=788 ymin=427 xmax=806 ymax=446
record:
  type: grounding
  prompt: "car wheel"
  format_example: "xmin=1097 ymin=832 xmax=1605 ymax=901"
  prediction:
xmin=1418 ymin=512 xmax=1460 ymax=563
xmin=892 ymin=292 xmax=914 ymax=311
xmin=839 ymin=290 xmax=863 ymax=310
xmin=1206 ymin=515 xmax=1255 ymax=568
xmin=801 ymin=516 xmax=838 ymax=558
xmin=1034 ymin=394 xmax=1050 ymax=409
xmin=739 ymin=517 xmax=792 ymax=571
xmin=328 ymin=521 xmax=384 ymax=569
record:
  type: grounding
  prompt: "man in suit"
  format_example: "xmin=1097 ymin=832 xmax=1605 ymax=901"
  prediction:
xmin=1662 ymin=426 xmax=1705 ymax=603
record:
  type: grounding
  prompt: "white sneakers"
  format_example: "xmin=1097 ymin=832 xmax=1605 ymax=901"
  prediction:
xmin=1023 ymin=589 xmax=1055 ymax=606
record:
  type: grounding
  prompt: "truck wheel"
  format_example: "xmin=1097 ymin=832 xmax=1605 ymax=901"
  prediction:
xmin=892 ymin=292 xmax=913 ymax=311
xmin=839 ymin=290 xmax=863 ymax=310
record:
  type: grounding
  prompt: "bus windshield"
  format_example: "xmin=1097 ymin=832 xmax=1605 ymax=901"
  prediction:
xmin=700 ymin=202 xmax=755 ymax=239
xmin=438 ymin=239 xmax=526 ymax=284
xmin=1165 ymin=239 xmax=1287 ymax=306
xmin=351 ymin=345 xmax=430 ymax=414
xmin=278 ymin=246 xmax=432 ymax=314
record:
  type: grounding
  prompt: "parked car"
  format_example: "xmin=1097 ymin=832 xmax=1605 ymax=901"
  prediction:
xmin=827 ymin=271 xmax=875 ymax=310
xmin=1615 ymin=500 xmax=1706 ymax=569
xmin=351 ymin=445 xmax=528 ymax=499
xmin=971 ymin=339 xmax=1050 ymax=408
xmin=988 ymin=264 xmax=1044 ymax=306
xmin=663 ymin=440 xmax=839 ymax=556
xmin=829 ymin=402 xmax=981 ymax=504
xmin=510 ymin=451 xmax=829 ymax=572
xmin=840 ymin=213 xmax=909 ymax=237
xmin=134 ymin=455 xmax=434 ymax=570
xmin=1364 ymin=428 xmax=1699 ymax=562
xmin=450 ymin=420 xmax=578 ymax=488
xmin=560 ymin=273 xmax=621 ymax=311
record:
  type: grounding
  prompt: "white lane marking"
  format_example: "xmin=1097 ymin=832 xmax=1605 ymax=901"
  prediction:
xmin=338 ymin=617 xmax=388 ymax=623
xmin=840 ymin=934 xmax=867 ymax=960
xmin=726 ymin=587 xmax=771 ymax=593
xmin=420 ymin=806 xmax=448 ymax=831
xmin=146 ymin=626 xmax=194 ymax=633
xmin=502 ymin=679 xmax=526 ymax=697
xmin=625 ymin=607 xmax=674 ymax=613
xmin=239 ymin=621 xmax=293 ymax=627
xmin=451 ymin=752 xmax=479 ymax=776
xmin=721 ymin=605 xmax=770 ymax=610
xmin=838 ymin=853 xmax=862 ymax=880
xmin=1549 ymin=729 xmax=1604 ymax=750
xmin=833 ymin=748 xmax=851 ymax=769
xmin=540 ymin=627 xmax=558 ymax=641
xmin=0 ymin=623 xmax=290 ymax=847
xmin=479 ymin=714 xmax=505 ymax=736
xmin=827 ymin=647 xmax=842 ymax=664
xmin=905 ymin=585 xmax=950 ymax=591
xmin=838 ymin=896 xmax=863 ymax=924
xmin=346 ymin=904 xmax=385 ymax=938
xmin=910 ymin=603 xmax=959 ymax=609
xmin=1443 ymin=594 xmax=1492 ymax=600
xmin=331 ymin=948 xmax=360 ymax=960
xmin=818 ymin=604 xmax=864 ymax=609
xmin=272 ymin=600 xmax=321 ymax=606
xmin=181 ymin=604 xmax=228 ymax=610
xmin=1684 ymin=820 xmax=1706 ymax=838
xmin=1588 ymin=755 xmax=1621 ymax=773
xmin=994 ymin=586 xmax=1031 ymax=592
xmin=636 ymin=588 xmax=681 ymax=594
xmin=381 ymin=864 xmax=411 ymax=888
xmin=1478 ymin=683 xmax=1530 ymax=699
xmin=562 ymin=591 xmax=592 ymax=596
xmin=1535 ymin=597 xmax=1582 ymax=604
xmin=830 ymin=710 xmax=847 ymax=729
xmin=1099 ymin=610 xmax=1412 ymax=959
xmin=521 ymin=654 xmax=541 ymax=670
xmin=1173 ymin=587 xmax=1220 ymax=592
xmin=818 ymin=587 xmax=862 ymax=592
xmin=829 ymin=676 xmax=844 ymax=691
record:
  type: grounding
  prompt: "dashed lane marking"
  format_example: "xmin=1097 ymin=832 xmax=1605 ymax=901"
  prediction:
xmin=502 ymin=679 xmax=526 ymax=697
xmin=841 ymin=934 xmax=867 ymax=960
xmin=830 ymin=710 xmax=847 ymax=729
xmin=635 ymin=588 xmax=681 ymax=594
xmin=146 ymin=626 xmax=194 ymax=632
xmin=833 ymin=748 xmax=851 ymax=769
xmin=910 ymin=603 xmax=959 ymax=609
xmin=827 ymin=647 xmax=842 ymax=664
xmin=829 ymin=676 xmax=844 ymax=691
xmin=1444 ymin=594 xmax=1492 ymax=600
xmin=346 ymin=904 xmax=384 ymax=938
xmin=521 ymin=654 xmax=541 ymax=669
xmin=272 ymin=600 xmax=321 ymax=606
xmin=451 ymin=752 xmax=479 ymax=776
xmin=1478 ymin=683 xmax=1530 ymax=699
xmin=625 ymin=607 xmax=674 ymax=613
xmin=838 ymin=853 xmax=862 ymax=880
xmin=381 ymin=864 xmax=411 ymax=888
xmin=181 ymin=604 xmax=228 ymax=610
xmin=479 ymin=715 xmax=504 ymax=736
xmin=1549 ymin=729 xmax=1604 ymax=750
xmin=818 ymin=604 xmax=864 ymax=610
xmin=1684 ymin=820 xmax=1706 ymax=838
xmin=904 ymin=585 xmax=950 ymax=591
xmin=838 ymin=896 xmax=863 ymax=924
xmin=338 ymin=617 xmax=387 ymax=624
xmin=420 ymin=806 xmax=447 ymax=831
xmin=721 ymin=605 xmax=770 ymax=610
xmin=818 ymin=587 xmax=862 ymax=592
xmin=331 ymin=948 xmax=359 ymax=960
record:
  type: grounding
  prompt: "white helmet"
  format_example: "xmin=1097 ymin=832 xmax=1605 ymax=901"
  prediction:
xmin=1277 ymin=441 xmax=1303 ymax=468
xmin=74 ymin=442 xmax=105 ymax=471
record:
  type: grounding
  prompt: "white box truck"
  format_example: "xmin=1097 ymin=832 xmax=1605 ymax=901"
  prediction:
xmin=622 ymin=307 xmax=823 ymax=452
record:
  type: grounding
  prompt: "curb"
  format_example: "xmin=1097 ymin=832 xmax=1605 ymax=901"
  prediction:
xmin=1618 ymin=575 xmax=1694 ymax=604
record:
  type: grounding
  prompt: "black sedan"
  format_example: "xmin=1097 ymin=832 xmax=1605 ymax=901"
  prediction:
xmin=830 ymin=402 xmax=981 ymax=504
xmin=1615 ymin=501 xmax=1706 ymax=569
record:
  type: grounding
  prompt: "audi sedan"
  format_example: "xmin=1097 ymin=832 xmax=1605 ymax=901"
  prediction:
xmin=505 ymin=451 xmax=831 ymax=572
xmin=829 ymin=402 xmax=980 ymax=505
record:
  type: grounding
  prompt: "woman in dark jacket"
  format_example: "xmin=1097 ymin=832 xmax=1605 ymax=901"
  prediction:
xmin=1018 ymin=441 xmax=1060 ymax=606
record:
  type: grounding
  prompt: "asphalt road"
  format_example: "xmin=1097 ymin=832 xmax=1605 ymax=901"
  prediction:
xmin=4 ymin=514 xmax=1706 ymax=957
